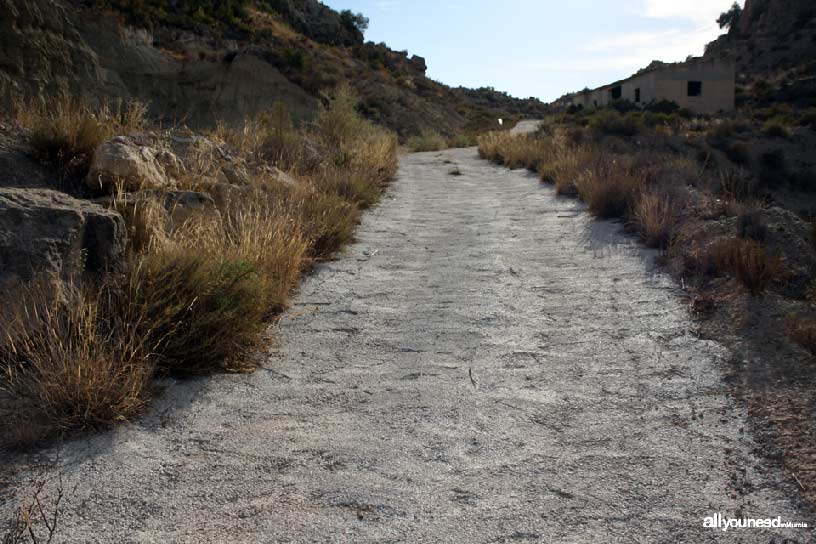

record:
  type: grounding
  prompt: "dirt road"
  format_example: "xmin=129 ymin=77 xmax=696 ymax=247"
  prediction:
xmin=4 ymin=148 xmax=811 ymax=542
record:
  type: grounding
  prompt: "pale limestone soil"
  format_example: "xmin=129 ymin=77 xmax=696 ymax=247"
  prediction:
xmin=2 ymin=147 xmax=811 ymax=543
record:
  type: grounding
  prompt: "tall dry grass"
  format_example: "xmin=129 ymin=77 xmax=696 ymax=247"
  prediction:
xmin=407 ymin=131 xmax=447 ymax=153
xmin=479 ymin=130 xmax=646 ymax=217
xmin=1 ymin=282 xmax=152 ymax=446
xmin=2 ymin=88 xmax=398 ymax=445
xmin=632 ymin=191 xmax=676 ymax=249
xmin=573 ymin=156 xmax=645 ymax=218
xmin=16 ymin=98 xmax=147 ymax=181
xmin=690 ymin=237 xmax=783 ymax=295
xmin=134 ymin=203 xmax=308 ymax=373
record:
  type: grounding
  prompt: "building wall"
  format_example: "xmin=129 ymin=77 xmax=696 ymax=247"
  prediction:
xmin=570 ymin=59 xmax=735 ymax=114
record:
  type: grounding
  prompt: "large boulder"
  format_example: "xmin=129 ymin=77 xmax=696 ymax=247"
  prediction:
xmin=86 ymin=136 xmax=170 ymax=193
xmin=0 ymin=188 xmax=126 ymax=287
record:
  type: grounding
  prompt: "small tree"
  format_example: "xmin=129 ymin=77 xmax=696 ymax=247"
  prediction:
xmin=717 ymin=2 xmax=743 ymax=30
xmin=340 ymin=10 xmax=369 ymax=34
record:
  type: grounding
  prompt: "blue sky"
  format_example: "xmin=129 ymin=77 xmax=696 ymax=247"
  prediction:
xmin=322 ymin=0 xmax=743 ymax=102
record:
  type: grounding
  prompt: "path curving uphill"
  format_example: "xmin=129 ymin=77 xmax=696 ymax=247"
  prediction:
xmin=3 ymin=147 xmax=811 ymax=542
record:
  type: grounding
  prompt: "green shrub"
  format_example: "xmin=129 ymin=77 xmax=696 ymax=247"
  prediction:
xmin=706 ymin=121 xmax=738 ymax=148
xmin=643 ymin=112 xmax=673 ymax=127
xmin=762 ymin=118 xmax=792 ymax=138
xmin=752 ymin=79 xmax=774 ymax=102
xmin=608 ymin=99 xmax=639 ymax=113
xmin=588 ymin=110 xmax=642 ymax=137
xmin=284 ymin=48 xmax=307 ymax=70
xmin=645 ymin=100 xmax=680 ymax=114
xmin=97 ymin=0 xmax=252 ymax=32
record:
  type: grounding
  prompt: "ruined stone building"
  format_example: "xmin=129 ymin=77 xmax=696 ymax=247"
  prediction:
xmin=570 ymin=58 xmax=735 ymax=114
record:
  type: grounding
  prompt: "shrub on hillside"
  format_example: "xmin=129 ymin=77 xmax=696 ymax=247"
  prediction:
xmin=645 ymin=100 xmax=680 ymax=115
xmin=762 ymin=118 xmax=792 ymax=138
xmin=588 ymin=110 xmax=642 ymax=137
xmin=95 ymin=0 xmax=252 ymax=33
xmin=702 ymin=238 xmax=782 ymax=295
xmin=608 ymin=99 xmax=639 ymax=114
xmin=574 ymin=156 xmax=644 ymax=218
xmin=717 ymin=169 xmax=760 ymax=203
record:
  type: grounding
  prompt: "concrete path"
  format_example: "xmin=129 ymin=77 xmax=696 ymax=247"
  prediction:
xmin=4 ymin=148 xmax=811 ymax=543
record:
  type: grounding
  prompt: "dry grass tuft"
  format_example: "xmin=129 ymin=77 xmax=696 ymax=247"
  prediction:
xmin=134 ymin=205 xmax=308 ymax=373
xmin=702 ymin=238 xmax=783 ymax=295
xmin=18 ymin=98 xmax=147 ymax=181
xmin=1 ymin=283 xmax=152 ymax=444
xmin=632 ymin=191 xmax=676 ymax=249
xmin=574 ymin=156 xmax=644 ymax=219
xmin=788 ymin=315 xmax=816 ymax=355
xmin=730 ymin=239 xmax=783 ymax=295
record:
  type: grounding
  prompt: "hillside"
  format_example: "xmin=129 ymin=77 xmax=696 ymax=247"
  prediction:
xmin=704 ymin=0 xmax=816 ymax=106
xmin=0 ymin=0 xmax=548 ymax=137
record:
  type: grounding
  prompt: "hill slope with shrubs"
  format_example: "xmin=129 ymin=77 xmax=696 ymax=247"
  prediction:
xmin=704 ymin=0 xmax=816 ymax=108
xmin=0 ymin=0 xmax=547 ymax=138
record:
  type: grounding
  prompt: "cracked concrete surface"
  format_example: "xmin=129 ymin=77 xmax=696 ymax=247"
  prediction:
xmin=3 ymin=148 xmax=812 ymax=542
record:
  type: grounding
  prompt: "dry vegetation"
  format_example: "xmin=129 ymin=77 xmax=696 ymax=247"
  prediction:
xmin=478 ymin=115 xmax=797 ymax=296
xmin=1 ymin=86 xmax=397 ymax=447
xmin=406 ymin=131 xmax=478 ymax=152
xmin=21 ymin=99 xmax=148 ymax=184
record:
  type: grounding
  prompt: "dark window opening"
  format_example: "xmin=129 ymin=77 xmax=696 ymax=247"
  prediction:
xmin=610 ymin=86 xmax=622 ymax=100
xmin=593 ymin=100 xmax=598 ymax=107
xmin=635 ymin=88 xmax=641 ymax=103
xmin=688 ymin=81 xmax=702 ymax=97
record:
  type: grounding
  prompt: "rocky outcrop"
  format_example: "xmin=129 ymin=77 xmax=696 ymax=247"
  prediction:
xmin=0 ymin=0 xmax=102 ymax=106
xmin=0 ymin=188 xmax=125 ymax=287
xmin=705 ymin=0 xmax=816 ymax=78
xmin=268 ymin=0 xmax=363 ymax=46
